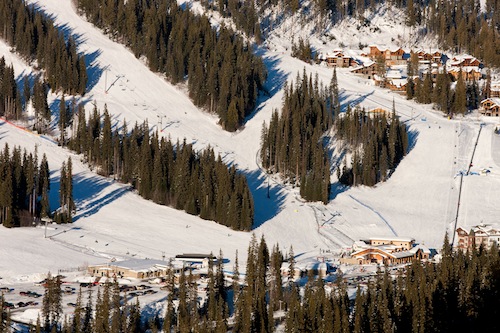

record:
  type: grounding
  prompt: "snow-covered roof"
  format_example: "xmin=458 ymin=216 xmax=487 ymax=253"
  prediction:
xmin=96 ymin=259 xmax=170 ymax=272
xmin=386 ymin=69 xmax=403 ymax=79
xmin=448 ymin=55 xmax=481 ymax=67
xmin=470 ymin=223 xmax=500 ymax=236
xmin=409 ymin=244 xmax=431 ymax=254
xmin=448 ymin=66 xmax=481 ymax=73
xmin=369 ymin=236 xmax=415 ymax=243
xmin=389 ymin=78 xmax=407 ymax=88
xmin=369 ymin=45 xmax=405 ymax=53
xmin=481 ymin=98 xmax=500 ymax=106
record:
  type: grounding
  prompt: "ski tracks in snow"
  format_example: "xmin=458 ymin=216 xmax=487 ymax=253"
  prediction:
xmin=348 ymin=194 xmax=398 ymax=236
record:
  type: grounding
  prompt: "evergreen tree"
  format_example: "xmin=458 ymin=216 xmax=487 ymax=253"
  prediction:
xmin=454 ymin=70 xmax=467 ymax=114
xmin=330 ymin=67 xmax=341 ymax=118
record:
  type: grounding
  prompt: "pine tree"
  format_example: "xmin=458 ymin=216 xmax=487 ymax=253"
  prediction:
xmin=454 ymin=71 xmax=467 ymax=114
xmin=59 ymin=96 xmax=68 ymax=145
xmin=39 ymin=154 xmax=50 ymax=218
xmin=330 ymin=67 xmax=341 ymax=118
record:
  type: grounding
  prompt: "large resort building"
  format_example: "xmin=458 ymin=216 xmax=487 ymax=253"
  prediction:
xmin=341 ymin=237 xmax=432 ymax=265
xmin=456 ymin=224 xmax=500 ymax=251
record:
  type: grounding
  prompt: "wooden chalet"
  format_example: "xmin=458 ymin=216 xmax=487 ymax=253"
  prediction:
xmin=323 ymin=50 xmax=357 ymax=68
xmin=480 ymin=98 xmax=500 ymax=117
xmin=387 ymin=79 xmax=407 ymax=92
xmin=448 ymin=67 xmax=482 ymax=82
xmin=416 ymin=50 xmax=443 ymax=64
xmin=368 ymin=45 xmax=407 ymax=66
xmin=450 ymin=55 xmax=481 ymax=68
xmin=351 ymin=62 xmax=377 ymax=80
xmin=489 ymin=82 xmax=500 ymax=98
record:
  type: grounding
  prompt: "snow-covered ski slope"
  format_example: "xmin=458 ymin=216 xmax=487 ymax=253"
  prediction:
xmin=1 ymin=0 xmax=500 ymax=280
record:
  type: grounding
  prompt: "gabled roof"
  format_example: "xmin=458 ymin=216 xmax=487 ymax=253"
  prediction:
xmin=369 ymin=236 xmax=415 ymax=243
xmin=470 ymin=223 xmax=500 ymax=236
xmin=481 ymin=98 xmax=500 ymax=106
xmin=104 ymin=259 xmax=170 ymax=272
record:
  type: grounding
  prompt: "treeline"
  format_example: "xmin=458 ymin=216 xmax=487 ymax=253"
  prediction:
xmin=336 ymin=106 xmax=408 ymax=186
xmin=260 ymin=70 xmax=334 ymax=203
xmin=76 ymin=0 xmax=266 ymax=132
xmin=0 ymin=0 xmax=87 ymax=95
xmin=68 ymin=105 xmax=254 ymax=230
xmin=0 ymin=144 xmax=50 ymax=228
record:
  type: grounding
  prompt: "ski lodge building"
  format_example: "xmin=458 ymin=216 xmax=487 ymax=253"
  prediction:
xmin=88 ymin=259 xmax=176 ymax=279
xmin=341 ymin=237 xmax=431 ymax=265
xmin=87 ymin=254 xmax=214 ymax=280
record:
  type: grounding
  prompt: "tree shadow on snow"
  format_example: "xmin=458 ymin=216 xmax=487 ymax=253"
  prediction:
xmin=240 ymin=168 xmax=287 ymax=229
xmin=50 ymin=172 xmax=130 ymax=222
xmin=338 ymin=90 xmax=375 ymax=112
xmin=243 ymin=50 xmax=288 ymax=125
xmin=407 ymin=128 xmax=419 ymax=153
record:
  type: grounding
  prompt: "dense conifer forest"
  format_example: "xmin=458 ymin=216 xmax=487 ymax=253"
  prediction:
xmin=10 ymin=235 xmax=500 ymax=332
xmin=0 ymin=144 xmax=50 ymax=228
xmin=75 ymin=0 xmax=266 ymax=132
xmin=0 ymin=0 xmax=87 ymax=95
xmin=202 ymin=0 xmax=500 ymax=68
xmin=68 ymin=105 xmax=254 ymax=230
xmin=336 ymin=106 xmax=409 ymax=186
xmin=260 ymin=68 xmax=408 ymax=201
xmin=260 ymin=70 xmax=333 ymax=203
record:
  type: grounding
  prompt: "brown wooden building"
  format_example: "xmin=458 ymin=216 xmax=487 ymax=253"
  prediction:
xmin=480 ymin=98 xmax=500 ymax=117
xmin=323 ymin=51 xmax=357 ymax=68
xmin=351 ymin=63 xmax=377 ymax=80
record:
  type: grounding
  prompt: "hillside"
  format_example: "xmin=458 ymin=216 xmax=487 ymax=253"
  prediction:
xmin=0 ymin=0 xmax=499 ymax=288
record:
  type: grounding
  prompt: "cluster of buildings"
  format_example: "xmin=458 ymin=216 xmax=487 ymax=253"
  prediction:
xmin=87 ymin=225 xmax=500 ymax=282
xmin=340 ymin=236 xmax=432 ymax=266
xmin=319 ymin=45 xmax=500 ymax=117
xmin=455 ymin=224 xmax=500 ymax=251
xmin=321 ymin=45 xmax=483 ymax=84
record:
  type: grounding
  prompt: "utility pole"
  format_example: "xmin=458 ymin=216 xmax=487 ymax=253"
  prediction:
xmin=157 ymin=115 xmax=166 ymax=132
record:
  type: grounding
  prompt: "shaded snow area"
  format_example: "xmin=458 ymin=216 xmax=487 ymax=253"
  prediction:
xmin=1 ymin=0 xmax=500 ymax=291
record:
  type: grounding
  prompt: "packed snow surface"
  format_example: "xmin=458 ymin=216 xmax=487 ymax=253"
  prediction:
xmin=1 ymin=0 xmax=500 ymax=284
